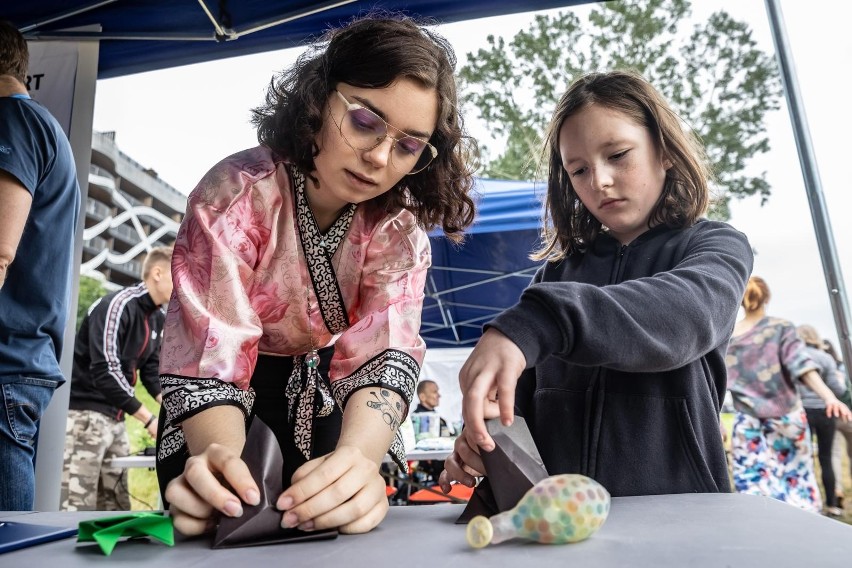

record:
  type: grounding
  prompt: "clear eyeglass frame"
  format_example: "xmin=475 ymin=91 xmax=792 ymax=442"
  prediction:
xmin=332 ymin=90 xmax=438 ymax=175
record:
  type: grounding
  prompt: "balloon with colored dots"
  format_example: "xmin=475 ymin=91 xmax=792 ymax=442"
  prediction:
xmin=466 ymin=474 xmax=610 ymax=548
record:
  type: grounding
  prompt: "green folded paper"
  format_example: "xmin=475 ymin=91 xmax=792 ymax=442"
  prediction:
xmin=77 ymin=512 xmax=174 ymax=555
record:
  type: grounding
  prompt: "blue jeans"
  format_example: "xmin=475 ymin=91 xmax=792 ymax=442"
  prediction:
xmin=0 ymin=378 xmax=58 ymax=510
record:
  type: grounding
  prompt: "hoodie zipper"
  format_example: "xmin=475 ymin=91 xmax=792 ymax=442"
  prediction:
xmin=587 ymin=243 xmax=630 ymax=477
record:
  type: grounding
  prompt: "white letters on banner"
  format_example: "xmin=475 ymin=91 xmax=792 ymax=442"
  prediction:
xmin=25 ymin=41 xmax=79 ymax=137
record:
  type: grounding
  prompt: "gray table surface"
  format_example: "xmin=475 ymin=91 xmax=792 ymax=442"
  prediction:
xmin=2 ymin=493 xmax=851 ymax=566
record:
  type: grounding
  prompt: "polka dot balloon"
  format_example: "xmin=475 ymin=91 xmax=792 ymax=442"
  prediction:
xmin=466 ymin=474 xmax=610 ymax=548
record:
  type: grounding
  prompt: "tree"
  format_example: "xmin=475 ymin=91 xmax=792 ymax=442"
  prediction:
xmin=76 ymin=274 xmax=106 ymax=330
xmin=459 ymin=0 xmax=781 ymax=219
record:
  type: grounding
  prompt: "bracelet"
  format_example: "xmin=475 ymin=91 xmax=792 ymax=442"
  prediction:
xmin=143 ymin=415 xmax=156 ymax=429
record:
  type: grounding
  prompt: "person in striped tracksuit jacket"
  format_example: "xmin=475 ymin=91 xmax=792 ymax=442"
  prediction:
xmin=60 ymin=246 xmax=172 ymax=510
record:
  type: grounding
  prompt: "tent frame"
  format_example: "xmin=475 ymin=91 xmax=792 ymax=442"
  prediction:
xmin=764 ymin=0 xmax=852 ymax=367
xmin=423 ymin=265 xmax=540 ymax=346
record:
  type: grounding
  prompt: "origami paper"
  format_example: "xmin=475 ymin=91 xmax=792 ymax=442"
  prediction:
xmin=456 ymin=416 xmax=550 ymax=524
xmin=77 ymin=512 xmax=173 ymax=555
xmin=212 ymin=417 xmax=337 ymax=548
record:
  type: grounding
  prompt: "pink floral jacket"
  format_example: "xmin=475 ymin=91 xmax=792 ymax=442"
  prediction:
xmin=158 ymin=146 xmax=429 ymax=466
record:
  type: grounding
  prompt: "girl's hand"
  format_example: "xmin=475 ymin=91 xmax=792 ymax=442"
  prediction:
xmin=825 ymin=399 xmax=852 ymax=422
xmin=459 ymin=328 xmax=527 ymax=452
xmin=164 ymin=443 xmax=260 ymax=536
xmin=438 ymin=433 xmax=487 ymax=493
xmin=276 ymin=445 xmax=388 ymax=534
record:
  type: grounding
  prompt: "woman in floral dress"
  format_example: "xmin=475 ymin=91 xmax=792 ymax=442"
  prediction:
xmin=726 ymin=276 xmax=851 ymax=511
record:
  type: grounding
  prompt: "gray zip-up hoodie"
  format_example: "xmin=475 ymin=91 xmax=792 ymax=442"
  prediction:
xmin=488 ymin=219 xmax=753 ymax=497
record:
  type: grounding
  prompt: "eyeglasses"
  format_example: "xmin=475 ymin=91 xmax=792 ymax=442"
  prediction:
xmin=332 ymin=90 xmax=438 ymax=175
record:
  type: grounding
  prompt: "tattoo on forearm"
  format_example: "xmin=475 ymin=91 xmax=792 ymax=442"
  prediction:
xmin=366 ymin=389 xmax=402 ymax=432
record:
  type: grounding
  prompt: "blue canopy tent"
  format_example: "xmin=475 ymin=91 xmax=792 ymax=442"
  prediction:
xmin=9 ymin=0 xmax=583 ymax=79
xmin=423 ymin=179 xmax=545 ymax=347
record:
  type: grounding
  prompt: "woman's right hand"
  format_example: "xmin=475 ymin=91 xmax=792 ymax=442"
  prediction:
xmin=437 ymin=433 xmax=487 ymax=494
xmin=164 ymin=443 xmax=260 ymax=535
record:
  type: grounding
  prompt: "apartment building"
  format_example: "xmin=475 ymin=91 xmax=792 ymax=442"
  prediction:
xmin=82 ymin=131 xmax=186 ymax=288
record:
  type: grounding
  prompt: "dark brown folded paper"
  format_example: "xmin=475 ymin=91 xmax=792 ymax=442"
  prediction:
xmin=213 ymin=417 xmax=338 ymax=548
xmin=456 ymin=416 xmax=549 ymax=524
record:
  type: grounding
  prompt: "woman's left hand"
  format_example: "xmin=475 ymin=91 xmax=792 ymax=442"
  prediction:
xmin=276 ymin=445 xmax=388 ymax=534
xmin=825 ymin=399 xmax=852 ymax=422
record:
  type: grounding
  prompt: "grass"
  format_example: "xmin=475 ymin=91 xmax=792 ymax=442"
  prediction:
xmin=125 ymin=381 xmax=161 ymax=510
xmin=125 ymin=406 xmax=852 ymax=523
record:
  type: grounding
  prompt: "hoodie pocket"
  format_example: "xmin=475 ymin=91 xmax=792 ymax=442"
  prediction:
xmin=595 ymin=392 xmax=715 ymax=495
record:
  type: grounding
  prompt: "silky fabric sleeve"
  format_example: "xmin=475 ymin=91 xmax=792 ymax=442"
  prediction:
xmin=328 ymin=210 xmax=430 ymax=467
xmin=159 ymin=156 xmax=280 ymax=425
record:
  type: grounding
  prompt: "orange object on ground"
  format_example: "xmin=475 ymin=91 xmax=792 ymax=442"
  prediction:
xmin=408 ymin=483 xmax=473 ymax=503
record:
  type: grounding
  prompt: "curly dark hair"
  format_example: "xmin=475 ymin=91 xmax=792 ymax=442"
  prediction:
xmin=251 ymin=13 xmax=477 ymax=242
xmin=534 ymin=70 xmax=712 ymax=261
xmin=0 ymin=20 xmax=28 ymax=84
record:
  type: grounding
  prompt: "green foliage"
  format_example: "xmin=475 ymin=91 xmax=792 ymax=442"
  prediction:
xmin=125 ymin=380 xmax=160 ymax=510
xmin=460 ymin=0 xmax=781 ymax=219
xmin=76 ymin=275 xmax=106 ymax=330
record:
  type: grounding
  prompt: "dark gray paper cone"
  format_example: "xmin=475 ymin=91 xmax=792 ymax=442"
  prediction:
xmin=213 ymin=417 xmax=337 ymax=548
xmin=456 ymin=416 xmax=549 ymax=524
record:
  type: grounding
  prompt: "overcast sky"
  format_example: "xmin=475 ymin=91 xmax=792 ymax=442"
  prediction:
xmin=92 ymin=0 xmax=852 ymax=352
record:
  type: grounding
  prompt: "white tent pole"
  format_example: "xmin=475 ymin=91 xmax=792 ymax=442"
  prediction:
xmin=33 ymin=37 xmax=99 ymax=511
xmin=764 ymin=0 xmax=852 ymax=366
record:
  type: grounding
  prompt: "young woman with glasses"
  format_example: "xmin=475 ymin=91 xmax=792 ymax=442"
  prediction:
xmin=156 ymin=15 xmax=476 ymax=536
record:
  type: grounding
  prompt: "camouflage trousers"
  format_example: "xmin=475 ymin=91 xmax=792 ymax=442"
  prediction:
xmin=60 ymin=409 xmax=131 ymax=511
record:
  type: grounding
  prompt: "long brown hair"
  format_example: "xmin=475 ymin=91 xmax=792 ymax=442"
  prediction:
xmin=251 ymin=14 xmax=476 ymax=242
xmin=534 ymin=70 xmax=711 ymax=260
